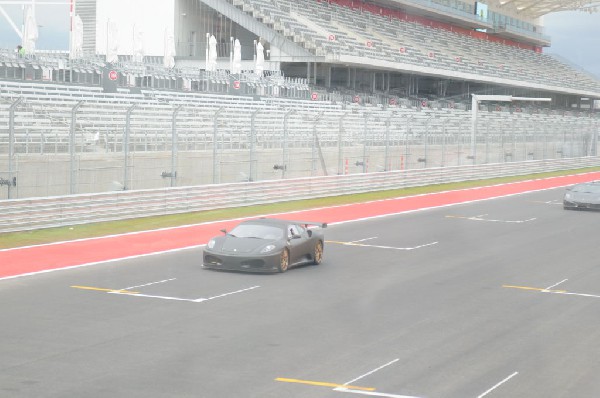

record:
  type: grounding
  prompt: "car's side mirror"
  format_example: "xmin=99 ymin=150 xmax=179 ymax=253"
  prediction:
xmin=220 ymin=229 xmax=227 ymax=234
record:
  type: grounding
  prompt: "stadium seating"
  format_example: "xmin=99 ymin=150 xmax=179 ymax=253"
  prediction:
xmin=229 ymin=0 xmax=600 ymax=93
xmin=1 ymin=78 xmax=597 ymax=167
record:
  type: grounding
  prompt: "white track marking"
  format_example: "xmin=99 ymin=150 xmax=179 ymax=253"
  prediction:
xmin=123 ymin=278 xmax=176 ymax=290
xmin=334 ymin=389 xmax=422 ymax=398
xmin=477 ymin=371 xmax=519 ymax=398
xmin=333 ymin=359 xmax=422 ymax=398
xmin=329 ymin=241 xmax=438 ymax=251
xmin=108 ymin=285 xmax=260 ymax=303
xmin=544 ymin=279 xmax=568 ymax=291
xmin=0 ymin=177 xmax=586 ymax=282
xmin=350 ymin=237 xmax=378 ymax=243
xmin=1 ymin=175 xmax=584 ymax=254
xmin=446 ymin=215 xmax=536 ymax=224
xmin=0 ymin=245 xmax=202 ymax=282
xmin=197 ymin=285 xmax=261 ymax=302
xmin=341 ymin=359 xmax=400 ymax=386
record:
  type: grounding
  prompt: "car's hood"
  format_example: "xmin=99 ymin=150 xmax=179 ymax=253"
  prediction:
xmin=220 ymin=236 xmax=268 ymax=253
xmin=568 ymin=191 xmax=600 ymax=204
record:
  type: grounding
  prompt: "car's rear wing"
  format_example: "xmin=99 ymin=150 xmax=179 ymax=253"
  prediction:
xmin=295 ymin=221 xmax=327 ymax=229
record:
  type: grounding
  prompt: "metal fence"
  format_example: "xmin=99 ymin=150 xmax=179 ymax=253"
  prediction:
xmin=2 ymin=94 xmax=599 ymax=200
xmin=0 ymin=157 xmax=598 ymax=234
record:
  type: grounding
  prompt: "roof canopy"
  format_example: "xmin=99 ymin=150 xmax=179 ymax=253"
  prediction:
xmin=491 ymin=1 xmax=600 ymax=18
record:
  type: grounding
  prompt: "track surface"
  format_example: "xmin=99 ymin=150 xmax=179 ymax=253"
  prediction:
xmin=1 ymin=173 xmax=600 ymax=397
xmin=2 ymin=172 xmax=600 ymax=280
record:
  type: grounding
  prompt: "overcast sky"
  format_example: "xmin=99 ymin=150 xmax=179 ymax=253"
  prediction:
xmin=0 ymin=3 xmax=598 ymax=77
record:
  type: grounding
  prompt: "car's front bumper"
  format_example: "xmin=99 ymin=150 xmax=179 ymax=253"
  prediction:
xmin=202 ymin=250 xmax=281 ymax=273
xmin=563 ymin=200 xmax=600 ymax=210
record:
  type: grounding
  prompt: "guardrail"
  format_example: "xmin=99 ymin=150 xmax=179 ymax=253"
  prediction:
xmin=1 ymin=157 xmax=598 ymax=234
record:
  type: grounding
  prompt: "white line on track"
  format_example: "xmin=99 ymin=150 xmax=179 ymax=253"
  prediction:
xmin=477 ymin=371 xmax=519 ymax=398
xmin=330 ymin=241 xmax=438 ymax=251
xmin=0 ymin=245 xmax=202 ymax=282
xmin=1 ymin=176 xmax=587 ymax=281
xmin=334 ymin=388 xmax=422 ymax=398
xmin=350 ymin=237 xmax=378 ymax=243
xmin=446 ymin=215 xmax=536 ymax=223
xmin=341 ymin=359 xmax=400 ymax=386
xmin=333 ymin=359 xmax=422 ymax=398
xmin=124 ymin=278 xmax=176 ymax=290
xmin=544 ymin=279 xmax=568 ymax=291
xmin=1 ymin=175 xmax=584 ymax=254
xmin=109 ymin=285 xmax=260 ymax=303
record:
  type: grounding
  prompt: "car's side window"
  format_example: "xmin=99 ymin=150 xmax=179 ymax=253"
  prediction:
xmin=288 ymin=225 xmax=301 ymax=239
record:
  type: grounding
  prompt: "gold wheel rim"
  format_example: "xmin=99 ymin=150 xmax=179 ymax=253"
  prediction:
xmin=280 ymin=250 xmax=289 ymax=271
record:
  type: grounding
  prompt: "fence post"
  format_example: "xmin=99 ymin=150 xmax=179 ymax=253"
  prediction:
xmin=123 ymin=104 xmax=136 ymax=190
xmin=250 ymin=109 xmax=260 ymax=182
xmin=362 ymin=113 xmax=369 ymax=173
xmin=212 ymin=107 xmax=224 ymax=184
xmin=70 ymin=101 xmax=84 ymax=195
xmin=171 ymin=105 xmax=183 ymax=187
xmin=8 ymin=97 xmax=24 ymax=199
xmin=385 ymin=112 xmax=396 ymax=171
xmin=282 ymin=109 xmax=296 ymax=179
xmin=312 ymin=112 xmax=324 ymax=177
xmin=338 ymin=113 xmax=348 ymax=175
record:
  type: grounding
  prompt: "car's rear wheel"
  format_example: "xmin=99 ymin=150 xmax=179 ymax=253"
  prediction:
xmin=312 ymin=241 xmax=323 ymax=265
xmin=278 ymin=249 xmax=289 ymax=273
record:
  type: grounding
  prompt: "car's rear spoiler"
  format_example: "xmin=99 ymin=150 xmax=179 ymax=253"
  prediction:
xmin=296 ymin=221 xmax=327 ymax=228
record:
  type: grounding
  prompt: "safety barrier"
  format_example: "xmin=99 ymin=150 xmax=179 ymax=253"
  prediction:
xmin=0 ymin=157 xmax=598 ymax=234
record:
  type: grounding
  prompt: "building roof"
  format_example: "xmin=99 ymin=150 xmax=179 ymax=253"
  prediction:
xmin=491 ymin=1 xmax=600 ymax=18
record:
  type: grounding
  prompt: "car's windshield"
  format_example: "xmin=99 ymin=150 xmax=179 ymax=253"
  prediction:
xmin=572 ymin=184 xmax=600 ymax=194
xmin=228 ymin=224 xmax=283 ymax=239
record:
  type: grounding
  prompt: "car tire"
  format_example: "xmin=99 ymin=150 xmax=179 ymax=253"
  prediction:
xmin=278 ymin=249 xmax=289 ymax=273
xmin=312 ymin=241 xmax=323 ymax=265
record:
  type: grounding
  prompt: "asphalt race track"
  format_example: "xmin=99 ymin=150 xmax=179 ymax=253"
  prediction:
xmin=2 ymin=187 xmax=600 ymax=397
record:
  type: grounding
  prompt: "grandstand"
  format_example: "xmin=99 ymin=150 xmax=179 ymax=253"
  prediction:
xmin=1 ymin=0 xmax=599 ymax=199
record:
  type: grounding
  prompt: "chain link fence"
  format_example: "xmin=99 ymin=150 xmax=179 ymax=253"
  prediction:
xmin=1 ymin=95 xmax=599 ymax=200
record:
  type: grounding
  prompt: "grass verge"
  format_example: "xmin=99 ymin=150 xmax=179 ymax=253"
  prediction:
xmin=1 ymin=167 xmax=598 ymax=250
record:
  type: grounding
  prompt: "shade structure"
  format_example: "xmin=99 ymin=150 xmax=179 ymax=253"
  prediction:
xmin=22 ymin=5 xmax=38 ymax=54
xmin=106 ymin=19 xmax=119 ymax=63
xmin=255 ymin=41 xmax=264 ymax=76
xmin=232 ymin=39 xmax=241 ymax=74
xmin=70 ymin=15 xmax=84 ymax=59
xmin=207 ymin=34 xmax=217 ymax=71
xmin=163 ymin=28 xmax=176 ymax=68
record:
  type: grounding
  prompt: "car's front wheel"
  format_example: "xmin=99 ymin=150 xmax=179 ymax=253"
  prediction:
xmin=278 ymin=249 xmax=290 ymax=273
xmin=312 ymin=241 xmax=323 ymax=265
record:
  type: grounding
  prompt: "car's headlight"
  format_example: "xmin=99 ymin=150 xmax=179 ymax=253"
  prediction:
xmin=207 ymin=239 xmax=216 ymax=249
xmin=260 ymin=244 xmax=276 ymax=253
xmin=564 ymin=193 xmax=571 ymax=200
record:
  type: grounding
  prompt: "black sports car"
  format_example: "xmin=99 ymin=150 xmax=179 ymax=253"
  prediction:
xmin=563 ymin=181 xmax=600 ymax=210
xmin=202 ymin=218 xmax=327 ymax=273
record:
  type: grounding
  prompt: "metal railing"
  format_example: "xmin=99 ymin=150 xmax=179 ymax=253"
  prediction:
xmin=0 ymin=157 xmax=597 ymax=234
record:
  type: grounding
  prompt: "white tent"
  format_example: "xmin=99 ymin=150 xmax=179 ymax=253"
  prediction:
xmin=163 ymin=28 xmax=176 ymax=69
xmin=232 ymin=39 xmax=241 ymax=74
xmin=132 ymin=25 xmax=145 ymax=63
xmin=22 ymin=5 xmax=38 ymax=54
xmin=207 ymin=34 xmax=217 ymax=71
xmin=106 ymin=19 xmax=119 ymax=63
xmin=255 ymin=41 xmax=264 ymax=76
xmin=70 ymin=15 xmax=84 ymax=60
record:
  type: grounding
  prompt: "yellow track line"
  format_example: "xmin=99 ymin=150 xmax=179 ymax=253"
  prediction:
xmin=71 ymin=285 xmax=140 ymax=294
xmin=275 ymin=377 xmax=376 ymax=391
xmin=502 ymin=285 xmax=566 ymax=293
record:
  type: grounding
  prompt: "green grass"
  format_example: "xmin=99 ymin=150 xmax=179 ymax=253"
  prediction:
xmin=1 ymin=167 xmax=598 ymax=250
